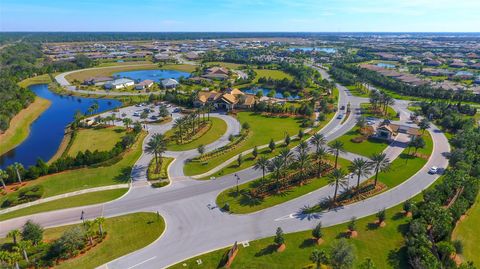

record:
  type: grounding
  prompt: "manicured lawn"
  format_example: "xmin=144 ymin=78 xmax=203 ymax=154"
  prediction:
xmin=253 ymin=69 xmax=293 ymax=83
xmin=67 ymin=127 xmax=126 ymax=157
xmin=216 ymin=155 xmax=352 ymax=214
xmin=0 ymin=213 xmax=164 ymax=269
xmin=206 ymin=62 xmax=245 ymax=69
xmin=0 ymin=188 xmax=128 ymax=221
xmin=360 ymin=103 xmax=399 ymax=120
xmin=452 ymin=192 xmax=480 ymax=265
xmin=0 ymin=132 xmax=146 ymax=206
xmin=65 ymin=64 xmax=158 ymax=82
xmin=183 ymin=113 xmax=303 ymax=176
xmin=205 ymin=113 xmax=335 ymax=179
xmin=376 ymin=153 xmax=427 ymax=188
xmin=329 ymin=127 xmax=390 ymax=157
xmin=0 ymin=97 xmax=51 ymax=156
xmin=148 ymin=157 xmax=173 ymax=180
xmin=17 ymin=73 xmax=55 ymax=88
xmin=160 ymin=63 xmax=197 ymax=72
xmin=166 ymin=117 xmax=228 ymax=151
xmin=346 ymin=85 xmax=370 ymax=98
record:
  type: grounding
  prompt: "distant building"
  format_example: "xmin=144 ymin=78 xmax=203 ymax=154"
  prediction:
xmin=474 ymin=76 xmax=480 ymax=84
xmin=83 ymin=76 xmax=113 ymax=85
xmin=202 ymin=67 xmax=230 ymax=80
xmin=373 ymin=122 xmax=420 ymax=141
xmin=161 ymin=78 xmax=179 ymax=89
xmin=104 ymin=78 xmax=135 ymax=90
xmin=453 ymin=71 xmax=474 ymax=80
xmin=135 ymin=80 xmax=154 ymax=90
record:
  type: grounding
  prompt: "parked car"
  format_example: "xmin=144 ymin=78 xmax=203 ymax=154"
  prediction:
xmin=428 ymin=166 xmax=438 ymax=174
xmin=340 ymin=105 xmax=345 ymax=110
xmin=173 ymin=108 xmax=181 ymax=113
xmin=337 ymin=114 xmax=343 ymax=119
xmin=133 ymin=112 xmax=140 ymax=117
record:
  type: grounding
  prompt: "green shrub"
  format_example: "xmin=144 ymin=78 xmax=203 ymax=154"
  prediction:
xmin=151 ymin=181 xmax=169 ymax=188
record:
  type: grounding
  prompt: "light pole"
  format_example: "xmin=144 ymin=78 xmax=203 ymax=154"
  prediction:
xmin=234 ymin=173 xmax=240 ymax=195
xmin=80 ymin=210 xmax=85 ymax=226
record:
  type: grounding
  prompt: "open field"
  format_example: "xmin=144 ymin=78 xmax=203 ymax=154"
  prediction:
xmin=0 ymin=188 xmax=128 ymax=221
xmin=17 ymin=73 xmax=55 ymax=88
xmin=0 ymin=132 xmax=146 ymax=206
xmin=0 ymin=97 xmax=51 ymax=156
xmin=67 ymin=127 xmax=126 ymax=157
xmin=216 ymin=155 xmax=352 ymax=214
xmin=183 ymin=112 xmax=304 ymax=176
xmin=0 ymin=212 xmax=164 ymax=269
xmin=329 ymin=127 xmax=390 ymax=157
xmin=253 ymin=69 xmax=293 ymax=83
xmin=166 ymin=117 xmax=227 ymax=151
xmin=452 ymin=192 xmax=480 ymax=265
xmin=65 ymin=64 xmax=159 ymax=82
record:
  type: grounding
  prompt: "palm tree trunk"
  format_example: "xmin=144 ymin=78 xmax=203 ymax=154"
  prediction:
xmin=356 ymin=174 xmax=361 ymax=192
xmin=0 ymin=178 xmax=6 ymax=189
xmin=154 ymin=152 xmax=159 ymax=173
xmin=23 ymin=249 xmax=29 ymax=263
xmin=334 ymin=151 xmax=339 ymax=169
xmin=374 ymin=168 xmax=379 ymax=186
xmin=333 ymin=181 xmax=339 ymax=203
xmin=15 ymin=168 xmax=21 ymax=183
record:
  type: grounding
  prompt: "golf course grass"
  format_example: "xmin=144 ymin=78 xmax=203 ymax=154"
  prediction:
xmin=67 ymin=127 xmax=126 ymax=157
xmin=166 ymin=117 xmax=228 ymax=151
xmin=216 ymin=155 xmax=351 ymax=214
xmin=183 ymin=112 xmax=304 ymax=176
xmin=253 ymin=69 xmax=293 ymax=83
xmin=0 ymin=97 xmax=51 ymax=156
xmin=0 ymin=188 xmax=128 ymax=221
xmin=0 ymin=132 xmax=146 ymax=206
xmin=452 ymin=192 xmax=480 ymax=265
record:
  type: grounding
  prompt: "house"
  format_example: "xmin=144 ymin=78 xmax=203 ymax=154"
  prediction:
xmin=83 ymin=76 xmax=113 ymax=85
xmin=474 ymin=76 xmax=480 ymax=84
xmin=373 ymin=122 xmax=420 ymax=141
xmin=135 ymin=80 xmax=154 ymax=90
xmin=202 ymin=67 xmax=230 ymax=80
xmin=194 ymin=88 xmax=255 ymax=111
xmin=104 ymin=78 xmax=135 ymax=90
xmin=453 ymin=71 xmax=474 ymax=80
xmin=161 ymin=78 xmax=179 ymax=89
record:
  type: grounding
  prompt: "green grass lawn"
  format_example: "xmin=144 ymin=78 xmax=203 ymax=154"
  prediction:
xmin=376 ymin=153 xmax=427 ymax=188
xmin=253 ymin=69 xmax=293 ymax=83
xmin=0 ymin=188 xmax=128 ymax=221
xmin=17 ymin=73 xmax=54 ymax=88
xmin=452 ymin=192 xmax=480 ymax=265
xmin=0 ymin=97 xmax=51 ymax=156
xmin=166 ymin=117 xmax=227 ymax=151
xmin=0 ymin=132 xmax=146 ymax=206
xmin=148 ymin=157 xmax=173 ymax=180
xmin=360 ymin=103 xmax=399 ymax=120
xmin=216 ymin=156 xmax=351 ymax=214
xmin=160 ymin=63 xmax=197 ymax=72
xmin=184 ymin=112 xmax=303 ymax=176
xmin=65 ymin=64 xmax=158 ymax=82
xmin=0 ymin=212 xmax=164 ymax=269
xmin=205 ymin=113 xmax=335 ymax=179
xmin=329 ymin=127 xmax=390 ymax=157
xmin=346 ymin=85 xmax=370 ymax=98
xmin=67 ymin=127 xmax=126 ymax=157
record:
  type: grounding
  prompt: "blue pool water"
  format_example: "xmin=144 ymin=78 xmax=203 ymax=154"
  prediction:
xmin=114 ymin=69 xmax=191 ymax=82
xmin=0 ymin=84 xmax=121 ymax=168
xmin=241 ymin=88 xmax=300 ymax=100
xmin=288 ymin=47 xmax=337 ymax=53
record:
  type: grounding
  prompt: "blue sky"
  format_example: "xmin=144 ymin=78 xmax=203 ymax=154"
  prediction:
xmin=1 ymin=0 xmax=479 ymax=32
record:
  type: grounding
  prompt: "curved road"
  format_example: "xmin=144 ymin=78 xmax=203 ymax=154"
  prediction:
xmin=1 ymin=67 xmax=449 ymax=269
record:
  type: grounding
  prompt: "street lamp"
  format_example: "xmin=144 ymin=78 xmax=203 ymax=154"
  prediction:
xmin=80 ymin=210 xmax=85 ymax=226
xmin=234 ymin=173 xmax=240 ymax=195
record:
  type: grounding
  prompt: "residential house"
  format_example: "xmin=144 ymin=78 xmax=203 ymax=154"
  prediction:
xmin=202 ymin=67 xmax=230 ymax=80
xmin=161 ymin=78 xmax=179 ymax=89
xmin=373 ymin=122 xmax=420 ymax=141
xmin=83 ymin=76 xmax=113 ymax=85
xmin=104 ymin=78 xmax=135 ymax=90
xmin=194 ymin=88 xmax=255 ymax=111
xmin=135 ymin=80 xmax=154 ymax=90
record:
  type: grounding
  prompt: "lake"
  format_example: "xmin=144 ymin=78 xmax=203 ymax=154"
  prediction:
xmin=0 ymin=84 xmax=121 ymax=169
xmin=288 ymin=47 xmax=337 ymax=53
xmin=241 ymin=88 xmax=300 ymax=100
xmin=114 ymin=69 xmax=191 ymax=82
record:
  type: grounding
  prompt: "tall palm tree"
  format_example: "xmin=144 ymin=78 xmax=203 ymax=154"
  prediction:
xmin=84 ymin=220 xmax=95 ymax=245
xmin=296 ymin=149 xmax=311 ymax=183
xmin=0 ymin=169 xmax=8 ymax=189
xmin=173 ymin=118 xmax=184 ymax=143
xmin=328 ymin=141 xmax=346 ymax=169
xmin=328 ymin=168 xmax=348 ymax=205
xmin=123 ymin=118 xmax=133 ymax=130
xmin=12 ymin=163 xmax=23 ymax=184
xmin=268 ymin=157 xmax=285 ymax=193
xmin=146 ymin=134 xmax=167 ymax=173
xmin=369 ymin=152 xmax=391 ymax=186
xmin=348 ymin=158 xmax=373 ymax=192
xmin=418 ymin=119 xmax=430 ymax=134
xmin=254 ymin=156 xmax=270 ymax=183
xmin=296 ymin=141 xmax=309 ymax=156
xmin=94 ymin=217 xmax=106 ymax=236
xmin=314 ymin=146 xmax=327 ymax=177
xmin=14 ymin=241 xmax=31 ymax=263
xmin=278 ymin=148 xmax=294 ymax=173
xmin=310 ymin=133 xmax=326 ymax=154
xmin=7 ymin=229 xmax=20 ymax=245
xmin=310 ymin=249 xmax=328 ymax=269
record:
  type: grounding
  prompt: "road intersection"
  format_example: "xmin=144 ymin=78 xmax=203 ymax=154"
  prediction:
xmin=0 ymin=67 xmax=450 ymax=269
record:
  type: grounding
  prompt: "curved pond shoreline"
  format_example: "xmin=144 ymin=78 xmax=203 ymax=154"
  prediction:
xmin=0 ymin=84 xmax=121 ymax=169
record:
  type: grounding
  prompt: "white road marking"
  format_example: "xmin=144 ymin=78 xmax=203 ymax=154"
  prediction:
xmin=126 ymin=256 xmax=157 ymax=269
xmin=274 ymin=214 xmax=294 ymax=221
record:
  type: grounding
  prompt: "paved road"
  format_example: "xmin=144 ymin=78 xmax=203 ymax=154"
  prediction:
xmin=1 ymin=66 xmax=450 ymax=269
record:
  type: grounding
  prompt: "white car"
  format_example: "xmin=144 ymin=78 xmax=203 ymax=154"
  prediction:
xmin=428 ymin=166 xmax=438 ymax=174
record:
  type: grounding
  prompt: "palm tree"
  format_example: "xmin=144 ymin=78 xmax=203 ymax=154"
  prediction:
xmin=84 ymin=220 xmax=95 ymax=245
xmin=296 ymin=149 xmax=311 ymax=184
xmin=12 ymin=163 xmax=23 ymax=184
xmin=310 ymin=133 xmax=326 ymax=154
xmin=173 ymin=118 xmax=184 ymax=143
xmin=327 ymin=168 xmax=348 ymax=205
xmin=268 ymin=157 xmax=285 ymax=193
xmin=14 ymin=240 xmax=31 ymax=263
xmin=369 ymin=152 xmax=391 ymax=186
xmin=314 ymin=146 xmax=327 ymax=177
xmin=94 ymin=217 xmax=106 ymax=236
xmin=123 ymin=118 xmax=133 ymax=130
xmin=348 ymin=158 xmax=373 ymax=192
xmin=328 ymin=141 xmax=346 ymax=169
xmin=296 ymin=141 xmax=309 ymax=156
xmin=418 ymin=118 xmax=430 ymax=134
xmin=6 ymin=251 xmax=21 ymax=269
xmin=197 ymin=144 xmax=206 ymax=156
xmin=146 ymin=134 xmax=167 ymax=174
xmin=310 ymin=249 xmax=329 ymax=269
xmin=254 ymin=156 xmax=269 ymax=183
xmin=0 ymin=169 xmax=8 ymax=189
xmin=278 ymin=148 xmax=294 ymax=173
xmin=7 ymin=229 xmax=20 ymax=245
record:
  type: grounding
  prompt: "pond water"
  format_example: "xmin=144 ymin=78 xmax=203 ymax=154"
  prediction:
xmin=241 ymin=88 xmax=300 ymax=100
xmin=288 ymin=47 xmax=337 ymax=53
xmin=0 ymin=84 xmax=121 ymax=169
xmin=114 ymin=69 xmax=191 ymax=82
xmin=377 ymin=62 xmax=396 ymax=69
